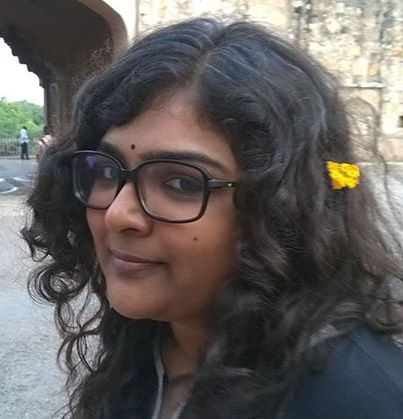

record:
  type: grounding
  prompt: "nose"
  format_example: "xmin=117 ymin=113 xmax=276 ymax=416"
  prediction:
xmin=104 ymin=182 xmax=153 ymax=236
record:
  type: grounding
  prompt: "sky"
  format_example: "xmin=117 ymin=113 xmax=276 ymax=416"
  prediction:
xmin=0 ymin=38 xmax=44 ymax=106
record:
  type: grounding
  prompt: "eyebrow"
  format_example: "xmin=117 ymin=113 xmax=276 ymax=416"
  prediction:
xmin=98 ymin=141 xmax=229 ymax=173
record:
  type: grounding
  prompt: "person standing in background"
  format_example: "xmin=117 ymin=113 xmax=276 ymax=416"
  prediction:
xmin=19 ymin=125 xmax=29 ymax=160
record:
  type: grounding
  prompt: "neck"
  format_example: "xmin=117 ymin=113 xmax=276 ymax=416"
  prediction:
xmin=162 ymin=320 xmax=211 ymax=381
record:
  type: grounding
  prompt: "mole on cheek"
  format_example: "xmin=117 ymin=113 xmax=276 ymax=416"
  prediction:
xmin=130 ymin=144 xmax=136 ymax=150
xmin=193 ymin=237 xmax=198 ymax=241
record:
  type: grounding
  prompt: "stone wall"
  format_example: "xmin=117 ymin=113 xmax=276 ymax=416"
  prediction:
xmin=137 ymin=0 xmax=403 ymax=161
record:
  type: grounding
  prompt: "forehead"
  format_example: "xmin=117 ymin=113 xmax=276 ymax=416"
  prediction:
xmin=100 ymin=93 xmax=239 ymax=176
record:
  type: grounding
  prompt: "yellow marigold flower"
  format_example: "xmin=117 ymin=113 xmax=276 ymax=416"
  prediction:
xmin=326 ymin=161 xmax=360 ymax=190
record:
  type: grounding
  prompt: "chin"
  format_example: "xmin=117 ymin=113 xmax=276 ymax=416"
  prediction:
xmin=111 ymin=306 xmax=147 ymax=320
xmin=108 ymin=300 xmax=150 ymax=320
xmin=106 ymin=292 xmax=164 ymax=321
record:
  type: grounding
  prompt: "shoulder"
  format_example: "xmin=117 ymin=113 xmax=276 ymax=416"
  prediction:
xmin=291 ymin=325 xmax=403 ymax=419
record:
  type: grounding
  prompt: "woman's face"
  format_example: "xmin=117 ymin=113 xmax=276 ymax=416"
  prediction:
xmin=86 ymin=93 xmax=239 ymax=325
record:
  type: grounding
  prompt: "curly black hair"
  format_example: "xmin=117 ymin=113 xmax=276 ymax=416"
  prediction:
xmin=22 ymin=18 xmax=403 ymax=419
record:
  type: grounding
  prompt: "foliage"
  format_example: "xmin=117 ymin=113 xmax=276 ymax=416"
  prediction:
xmin=0 ymin=97 xmax=44 ymax=138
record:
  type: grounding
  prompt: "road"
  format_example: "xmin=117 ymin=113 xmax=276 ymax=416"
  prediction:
xmin=0 ymin=159 xmax=66 ymax=419
xmin=0 ymin=159 xmax=38 ymax=196
xmin=0 ymin=159 xmax=402 ymax=419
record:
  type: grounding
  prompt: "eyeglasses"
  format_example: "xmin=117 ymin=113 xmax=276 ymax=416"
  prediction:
xmin=71 ymin=150 xmax=238 ymax=223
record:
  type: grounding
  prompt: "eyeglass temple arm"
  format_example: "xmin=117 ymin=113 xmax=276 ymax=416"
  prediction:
xmin=207 ymin=180 xmax=237 ymax=189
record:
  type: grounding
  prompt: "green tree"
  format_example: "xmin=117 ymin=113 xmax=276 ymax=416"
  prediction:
xmin=0 ymin=98 xmax=44 ymax=138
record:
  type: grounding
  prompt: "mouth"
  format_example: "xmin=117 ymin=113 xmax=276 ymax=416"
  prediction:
xmin=109 ymin=249 xmax=165 ymax=276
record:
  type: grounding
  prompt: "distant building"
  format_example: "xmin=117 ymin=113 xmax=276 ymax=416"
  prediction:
xmin=138 ymin=0 xmax=403 ymax=161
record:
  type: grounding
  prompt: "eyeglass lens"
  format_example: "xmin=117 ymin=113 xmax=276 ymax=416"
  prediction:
xmin=73 ymin=153 xmax=207 ymax=221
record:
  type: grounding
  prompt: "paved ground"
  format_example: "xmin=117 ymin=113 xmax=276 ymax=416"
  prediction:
xmin=0 ymin=159 xmax=402 ymax=418
xmin=0 ymin=158 xmax=38 ymax=196
xmin=0 ymin=159 xmax=66 ymax=419
xmin=0 ymin=159 xmax=37 ymax=197
xmin=0 ymin=198 xmax=66 ymax=419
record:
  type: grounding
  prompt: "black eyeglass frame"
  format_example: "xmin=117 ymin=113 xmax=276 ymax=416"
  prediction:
xmin=72 ymin=150 xmax=238 ymax=223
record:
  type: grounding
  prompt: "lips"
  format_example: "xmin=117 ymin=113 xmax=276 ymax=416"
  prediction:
xmin=109 ymin=249 xmax=164 ymax=276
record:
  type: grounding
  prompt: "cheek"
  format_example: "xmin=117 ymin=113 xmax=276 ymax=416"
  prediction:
xmin=86 ymin=209 xmax=106 ymax=242
xmin=167 ymin=218 xmax=238 ymax=281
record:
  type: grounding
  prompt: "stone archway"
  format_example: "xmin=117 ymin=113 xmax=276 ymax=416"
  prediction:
xmin=77 ymin=0 xmax=133 ymax=53
xmin=0 ymin=0 xmax=130 ymax=135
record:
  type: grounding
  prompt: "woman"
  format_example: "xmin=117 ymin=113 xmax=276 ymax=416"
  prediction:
xmin=23 ymin=18 xmax=403 ymax=419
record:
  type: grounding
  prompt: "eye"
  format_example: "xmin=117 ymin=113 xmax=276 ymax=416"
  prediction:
xmin=164 ymin=176 xmax=204 ymax=195
xmin=141 ymin=162 xmax=206 ymax=202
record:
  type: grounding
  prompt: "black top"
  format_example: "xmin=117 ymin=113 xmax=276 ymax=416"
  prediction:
xmin=291 ymin=326 xmax=403 ymax=419
xmin=116 ymin=325 xmax=403 ymax=419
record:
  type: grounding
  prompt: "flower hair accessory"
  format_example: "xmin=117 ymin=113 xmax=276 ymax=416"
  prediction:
xmin=326 ymin=161 xmax=360 ymax=190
